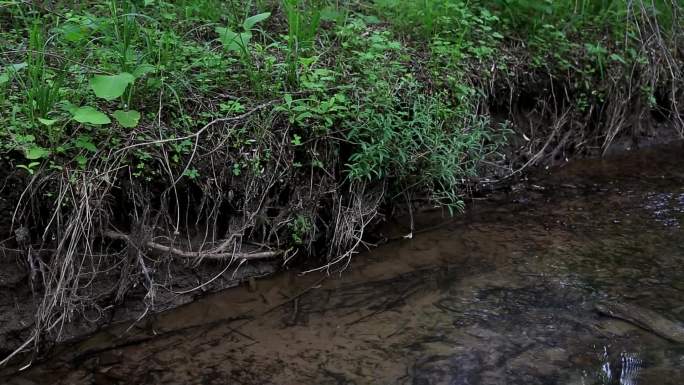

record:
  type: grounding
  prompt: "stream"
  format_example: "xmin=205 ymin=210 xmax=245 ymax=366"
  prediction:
xmin=4 ymin=142 xmax=684 ymax=385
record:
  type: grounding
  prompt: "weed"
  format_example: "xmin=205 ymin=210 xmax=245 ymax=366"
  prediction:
xmin=283 ymin=0 xmax=322 ymax=86
xmin=216 ymin=10 xmax=271 ymax=93
xmin=24 ymin=22 xmax=63 ymax=123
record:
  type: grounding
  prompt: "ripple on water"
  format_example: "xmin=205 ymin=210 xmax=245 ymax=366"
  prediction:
xmin=643 ymin=191 xmax=684 ymax=228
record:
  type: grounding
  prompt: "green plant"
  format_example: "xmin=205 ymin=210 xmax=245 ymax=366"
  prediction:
xmin=24 ymin=22 xmax=63 ymax=123
xmin=283 ymin=0 xmax=322 ymax=86
xmin=60 ymin=71 xmax=141 ymax=130
xmin=107 ymin=0 xmax=141 ymax=73
xmin=289 ymin=214 xmax=312 ymax=245
xmin=215 ymin=11 xmax=271 ymax=92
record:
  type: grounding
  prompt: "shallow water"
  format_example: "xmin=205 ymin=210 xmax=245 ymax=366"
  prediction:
xmin=5 ymin=143 xmax=684 ymax=385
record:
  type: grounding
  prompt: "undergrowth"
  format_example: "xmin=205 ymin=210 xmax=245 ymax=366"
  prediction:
xmin=0 ymin=0 xmax=681 ymax=362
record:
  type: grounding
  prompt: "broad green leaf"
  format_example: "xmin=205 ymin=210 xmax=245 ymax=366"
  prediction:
xmin=112 ymin=110 xmax=141 ymax=128
xmin=216 ymin=27 xmax=251 ymax=52
xmin=25 ymin=146 xmax=50 ymax=160
xmin=10 ymin=62 xmax=27 ymax=72
xmin=72 ymin=106 xmax=111 ymax=125
xmin=61 ymin=100 xmax=80 ymax=115
xmin=89 ymin=73 xmax=134 ymax=100
xmin=237 ymin=32 xmax=252 ymax=47
xmin=243 ymin=12 xmax=271 ymax=30
xmin=216 ymin=27 xmax=236 ymax=49
xmin=60 ymin=23 xmax=87 ymax=43
xmin=75 ymin=135 xmax=97 ymax=152
xmin=38 ymin=118 xmax=58 ymax=126
xmin=132 ymin=63 xmax=156 ymax=78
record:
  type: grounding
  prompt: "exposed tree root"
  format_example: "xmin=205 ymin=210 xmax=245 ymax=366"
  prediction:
xmin=103 ymin=230 xmax=282 ymax=261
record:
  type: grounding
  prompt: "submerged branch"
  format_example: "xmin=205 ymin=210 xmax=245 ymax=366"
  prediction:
xmin=595 ymin=301 xmax=684 ymax=343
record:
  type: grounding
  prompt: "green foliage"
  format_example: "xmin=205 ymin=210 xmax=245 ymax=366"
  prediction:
xmin=215 ymin=11 xmax=271 ymax=93
xmin=24 ymin=22 xmax=63 ymax=122
xmin=289 ymin=214 xmax=312 ymax=245
xmin=70 ymin=106 xmax=111 ymax=125
xmin=0 ymin=0 xmax=679 ymax=230
xmin=283 ymin=0 xmax=323 ymax=86
xmin=89 ymin=73 xmax=135 ymax=101
xmin=112 ymin=110 xmax=141 ymax=127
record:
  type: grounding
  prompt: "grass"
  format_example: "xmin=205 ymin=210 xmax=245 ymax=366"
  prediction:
xmin=0 ymin=0 xmax=681 ymax=361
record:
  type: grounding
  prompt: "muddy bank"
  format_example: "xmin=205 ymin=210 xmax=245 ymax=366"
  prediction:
xmin=2 ymin=142 xmax=683 ymax=384
xmin=0 ymin=129 xmax=679 ymax=363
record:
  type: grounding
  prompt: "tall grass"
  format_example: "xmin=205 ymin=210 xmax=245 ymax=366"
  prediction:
xmin=25 ymin=22 xmax=62 ymax=123
xmin=283 ymin=0 xmax=321 ymax=86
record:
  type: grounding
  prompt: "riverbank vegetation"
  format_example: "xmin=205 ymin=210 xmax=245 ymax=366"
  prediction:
xmin=0 ymin=0 xmax=681 ymax=361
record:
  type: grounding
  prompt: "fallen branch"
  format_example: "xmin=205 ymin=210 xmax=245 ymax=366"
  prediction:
xmin=103 ymin=231 xmax=282 ymax=261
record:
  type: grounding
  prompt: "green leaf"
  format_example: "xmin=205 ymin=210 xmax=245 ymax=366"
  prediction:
xmin=76 ymin=155 xmax=88 ymax=168
xmin=14 ymin=134 xmax=35 ymax=144
xmin=60 ymin=23 xmax=88 ymax=43
xmin=132 ymin=63 xmax=156 ymax=78
xmin=17 ymin=163 xmax=40 ymax=175
xmin=609 ymin=53 xmax=626 ymax=64
xmin=216 ymin=27 xmax=251 ymax=52
xmin=183 ymin=168 xmax=200 ymax=179
xmin=112 ymin=110 xmax=141 ymax=128
xmin=75 ymin=135 xmax=97 ymax=152
xmin=10 ymin=62 xmax=27 ymax=72
xmin=89 ymin=73 xmax=135 ymax=100
xmin=243 ymin=12 xmax=271 ymax=30
xmin=72 ymin=106 xmax=111 ymax=125
xmin=25 ymin=146 xmax=50 ymax=160
xmin=61 ymin=100 xmax=78 ymax=114
xmin=38 ymin=118 xmax=58 ymax=126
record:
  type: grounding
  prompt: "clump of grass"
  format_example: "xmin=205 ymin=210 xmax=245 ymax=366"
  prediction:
xmin=24 ymin=22 xmax=63 ymax=123
xmin=282 ymin=0 xmax=322 ymax=86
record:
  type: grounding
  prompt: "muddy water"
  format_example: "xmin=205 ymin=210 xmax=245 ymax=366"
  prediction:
xmin=5 ymin=143 xmax=684 ymax=385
